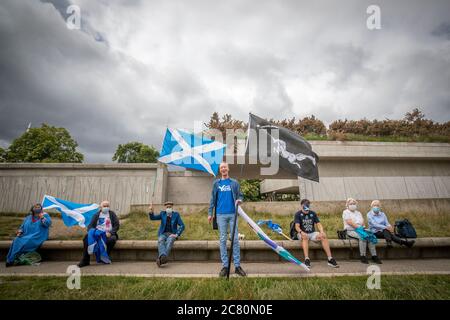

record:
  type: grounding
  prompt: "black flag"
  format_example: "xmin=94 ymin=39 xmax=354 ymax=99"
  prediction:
xmin=246 ymin=113 xmax=320 ymax=182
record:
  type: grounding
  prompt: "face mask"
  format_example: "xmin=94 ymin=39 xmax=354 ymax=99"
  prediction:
xmin=102 ymin=207 xmax=109 ymax=214
xmin=372 ymin=206 xmax=380 ymax=213
xmin=302 ymin=205 xmax=310 ymax=212
xmin=33 ymin=208 xmax=42 ymax=214
xmin=348 ymin=204 xmax=357 ymax=211
xmin=166 ymin=208 xmax=173 ymax=215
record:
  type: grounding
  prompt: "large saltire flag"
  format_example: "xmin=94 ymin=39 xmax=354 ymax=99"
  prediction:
xmin=158 ymin=128 xmax=226 ymax=176
xmin=238 ymin=206 xmax=310 ymax=271
xmin=42 ymin=195 xmax=99 ymax=228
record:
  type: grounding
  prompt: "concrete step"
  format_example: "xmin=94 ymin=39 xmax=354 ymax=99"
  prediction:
xmin=1 ymin=260 xmax=450 ymax=278
xmin=1 ymin=238 xmax=449 ymax=262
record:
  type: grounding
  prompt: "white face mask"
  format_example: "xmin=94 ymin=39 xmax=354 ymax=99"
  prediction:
xmin=348 ymin=204 xmax=357 ymax=211
xmin=102 ymin=207 xmax=109 ymax=214
xmin=166 ymin=208 xmax=173 ymax=215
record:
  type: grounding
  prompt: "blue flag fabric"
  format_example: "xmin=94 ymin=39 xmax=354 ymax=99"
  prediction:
xmin=257 ymin=220 xmax=283 ymax=234
xmin=87 ymin=229 xmax=111 ymax=264
xmin=158 ymin=128 xmax=226 ymax=176
xmin=42 ymin=195 xmax=99 ymax=228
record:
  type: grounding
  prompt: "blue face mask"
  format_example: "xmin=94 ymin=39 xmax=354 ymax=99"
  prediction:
xmin=303 ymin=205 xmax=310 ymax=212
xmin=102 ymin=207 xmax=109 ymax=214
xmin=372 ymin=207 xmax=380 ymax=213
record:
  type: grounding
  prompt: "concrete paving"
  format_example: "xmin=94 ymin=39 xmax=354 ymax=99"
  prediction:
xmin=1 ymin=259 xmax=449 ymax=278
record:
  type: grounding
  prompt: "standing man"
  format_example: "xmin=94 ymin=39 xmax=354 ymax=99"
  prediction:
xmin=149 ymin=201 xmax=185 ymax=267
xmin=208 ymin=162 xmax=246 ymax=277
xmin=294 ymin=199 xmax=339 ymax=268
xmin=78 ymin=200 xmax=120 ymax=268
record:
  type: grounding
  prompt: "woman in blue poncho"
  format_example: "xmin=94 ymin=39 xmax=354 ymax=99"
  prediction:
xmin=5 ymin=203 xmax=52 ymax=267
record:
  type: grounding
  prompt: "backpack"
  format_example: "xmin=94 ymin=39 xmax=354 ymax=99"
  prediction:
xmin=394 ymin=219 xmax=417 ymax=239
xmin=289 ymin=220 xmax=298 ymax=240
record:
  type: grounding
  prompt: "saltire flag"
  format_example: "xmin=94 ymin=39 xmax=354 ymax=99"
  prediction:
xmin=257 ymin=219 xmax=291 ymax=240
xmin=158 ymin=128 xmax=226 ymax=176
xmin=42 ymin=195 xmax=99 ymax=228
xmin=246 ymin=113 xmax=319 ymax=182
xmin=238 ymin=206 xmax=309 ymax=271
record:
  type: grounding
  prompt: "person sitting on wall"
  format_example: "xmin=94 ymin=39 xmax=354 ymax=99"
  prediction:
xmin=77 ymin=200 xmax=120 ymax=268
xmin=343 ymin=198 xmax=382 ymax=264
xmin=149 ymin=201 xmax=185 ymax=267
xmin=367 ymin=200 xmax=414 ymax=248
xmin=6 ymin=203 xmax=52 ymax=267
xmin=294 ymin=199 xmax=339 ymax=268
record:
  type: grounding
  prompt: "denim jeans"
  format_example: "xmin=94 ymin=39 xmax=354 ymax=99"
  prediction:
xmin=217 ymin=213 xmax=240 ymax=268
xmin=158 ymin=232 xmax=176 ymax=258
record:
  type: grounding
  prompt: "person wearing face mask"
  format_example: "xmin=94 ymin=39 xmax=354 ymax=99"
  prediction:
xmin=149 ymin=201 xmax=185 ymax=267
xmin=6 ymin=203 xmax=52 ymax=267
xmin=294 ymin=199 xmax=339 ymax=268
xmin=343 ymin=198 xmax=381 ymax=264
xmin=367 ymin=200 xmax=414 ymax=248
xmin=78 ymin=200 xmax=120 ymax=268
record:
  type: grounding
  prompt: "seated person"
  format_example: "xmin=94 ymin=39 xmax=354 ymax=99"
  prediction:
xmin=78 ymin=200 xmax=120 ymax=268
xmin=6 ymin=203 xmax=52 ymax=267
xmin=343 ymin=198 xmax=381 ymax=264
xmin=294 ymin=199 xmax=339 ymax=268
xmin=367 ymin=200 xmax=414 ymax=248
xmin=149 ymin=201 xmax=185 ymax=267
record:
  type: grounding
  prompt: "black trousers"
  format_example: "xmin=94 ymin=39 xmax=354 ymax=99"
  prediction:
xmin=374 ymin=229 xmax=405 ymax=245
xmin=80 ymin=234 xmax=117 ymax=263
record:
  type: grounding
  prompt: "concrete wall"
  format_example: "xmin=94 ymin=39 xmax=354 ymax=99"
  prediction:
xmin=1 ymin=142 xmax=449 ymax=215
xmin=0 ymin=163 xmax=166 ymax=215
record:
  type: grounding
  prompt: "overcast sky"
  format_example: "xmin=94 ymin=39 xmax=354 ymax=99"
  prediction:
xmin=0 ymin=0 xmax=449 ymax=162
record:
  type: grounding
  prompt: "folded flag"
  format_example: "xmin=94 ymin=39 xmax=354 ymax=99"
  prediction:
xmin=158 ymin=128 xmax=226 ymax=176
xmin=257 ymin=219 xmax=292 ymax=240
xmin=239 ymin=206 xmax=309 ymax=271
xmin=42 ymin=195 xmax=99 ymax=228
xmin=355 ymin=226 xmax=378 ymax=244
xmin=87 ymin=229 xmax=111 ymax=264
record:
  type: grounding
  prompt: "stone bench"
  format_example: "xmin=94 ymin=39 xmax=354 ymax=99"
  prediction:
xmin=1 ymin=238 xmax=449 ymax=262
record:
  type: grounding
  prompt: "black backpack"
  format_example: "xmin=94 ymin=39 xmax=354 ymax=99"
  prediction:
xmin=289 ymin=220 xmax=298 ymax=240
xmin=394 ymin=219 xmax=417 ymax=239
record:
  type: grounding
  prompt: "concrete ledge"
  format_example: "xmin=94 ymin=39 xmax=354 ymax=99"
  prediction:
xmin=1 ymin=238 xmax=450 ymax=262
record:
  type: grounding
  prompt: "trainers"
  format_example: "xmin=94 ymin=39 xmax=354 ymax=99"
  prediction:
xmin=327 ymin=258 xmax=339 ymax=268
xmin=160 ymin=255 xmax=168 ymax=265
xmin=372 ymin=255 xmax=382 ymax=264
xmin=219 ymin=267 xmax=229 ymax=277
xmin=235 ymin=266 xmax=247 ymax=277
xmin=406 ymin=240 xmax=415 ymax=248
xmin=77 ymin=261 xmax=90 ymax=268
xmin=304 ymin=258 xmax=311 ymax=268
xmin=156 ymin=257 xmax=161 ymax=267
xmin=360 ymin=256 xmax=369 ymax=264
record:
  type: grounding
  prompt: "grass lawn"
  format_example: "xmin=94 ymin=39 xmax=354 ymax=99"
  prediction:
xmin=1 ymin=211 xmax=449 ymax=241
xmin=0 ymin=275 xmax=449 ymax=299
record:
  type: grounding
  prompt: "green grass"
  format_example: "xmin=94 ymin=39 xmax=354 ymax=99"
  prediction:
xmin=0 ymin=275 xmax=449 ymax=299
xmin=1 ymin=211 xmax=450 ymax=241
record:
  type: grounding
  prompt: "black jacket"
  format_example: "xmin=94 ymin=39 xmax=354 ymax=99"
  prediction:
xmin=87 ymin=210 xmax=120 ymax=239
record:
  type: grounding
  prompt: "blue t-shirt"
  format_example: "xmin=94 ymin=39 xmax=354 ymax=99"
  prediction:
xmin=216 ymin=178 xmax=235 ymax=214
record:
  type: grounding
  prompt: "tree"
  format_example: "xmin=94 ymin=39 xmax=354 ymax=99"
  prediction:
xmin=239 ymin=179 xmax=263 ymax=201
xmin=112 ymin=142 xmax=159 ymax=163
xmin=5 ymin=124 xmax=84 ymax=163
xmin=0 ymin=147 xmax=6 ymax=162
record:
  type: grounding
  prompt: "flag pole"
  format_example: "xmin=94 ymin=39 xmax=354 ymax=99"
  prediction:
xmin=226 ymin=202 xmax=239 ymax=280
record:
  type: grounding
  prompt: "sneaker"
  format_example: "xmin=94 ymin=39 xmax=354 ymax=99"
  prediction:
xmin=77 ymin=261 xmax=90 ymax=268
xmin=235 ymin=266 xmax=247 ymax=277
xmin=372 ymin=255 xmax=382 ymax=264
xmin=160 ymin=255 xmax=168 ymax=265
xmin=327 ymin=258 xmax=339 ymax=268
xmin=304 ymin=258 xmax=311 ymax=268
xmin=156 ymin=257 xmax=161 ymax=267
xmin=5 ymin=262 xmax=13 ymax=268
xmin=360 ymin=256 xmax=369 ymax=264
xmin=219 ymin=267 xmax=229 ymax=277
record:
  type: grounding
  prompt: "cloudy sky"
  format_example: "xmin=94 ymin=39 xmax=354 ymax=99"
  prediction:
xmin=0 ymin=0 xmax=449 ymax=162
